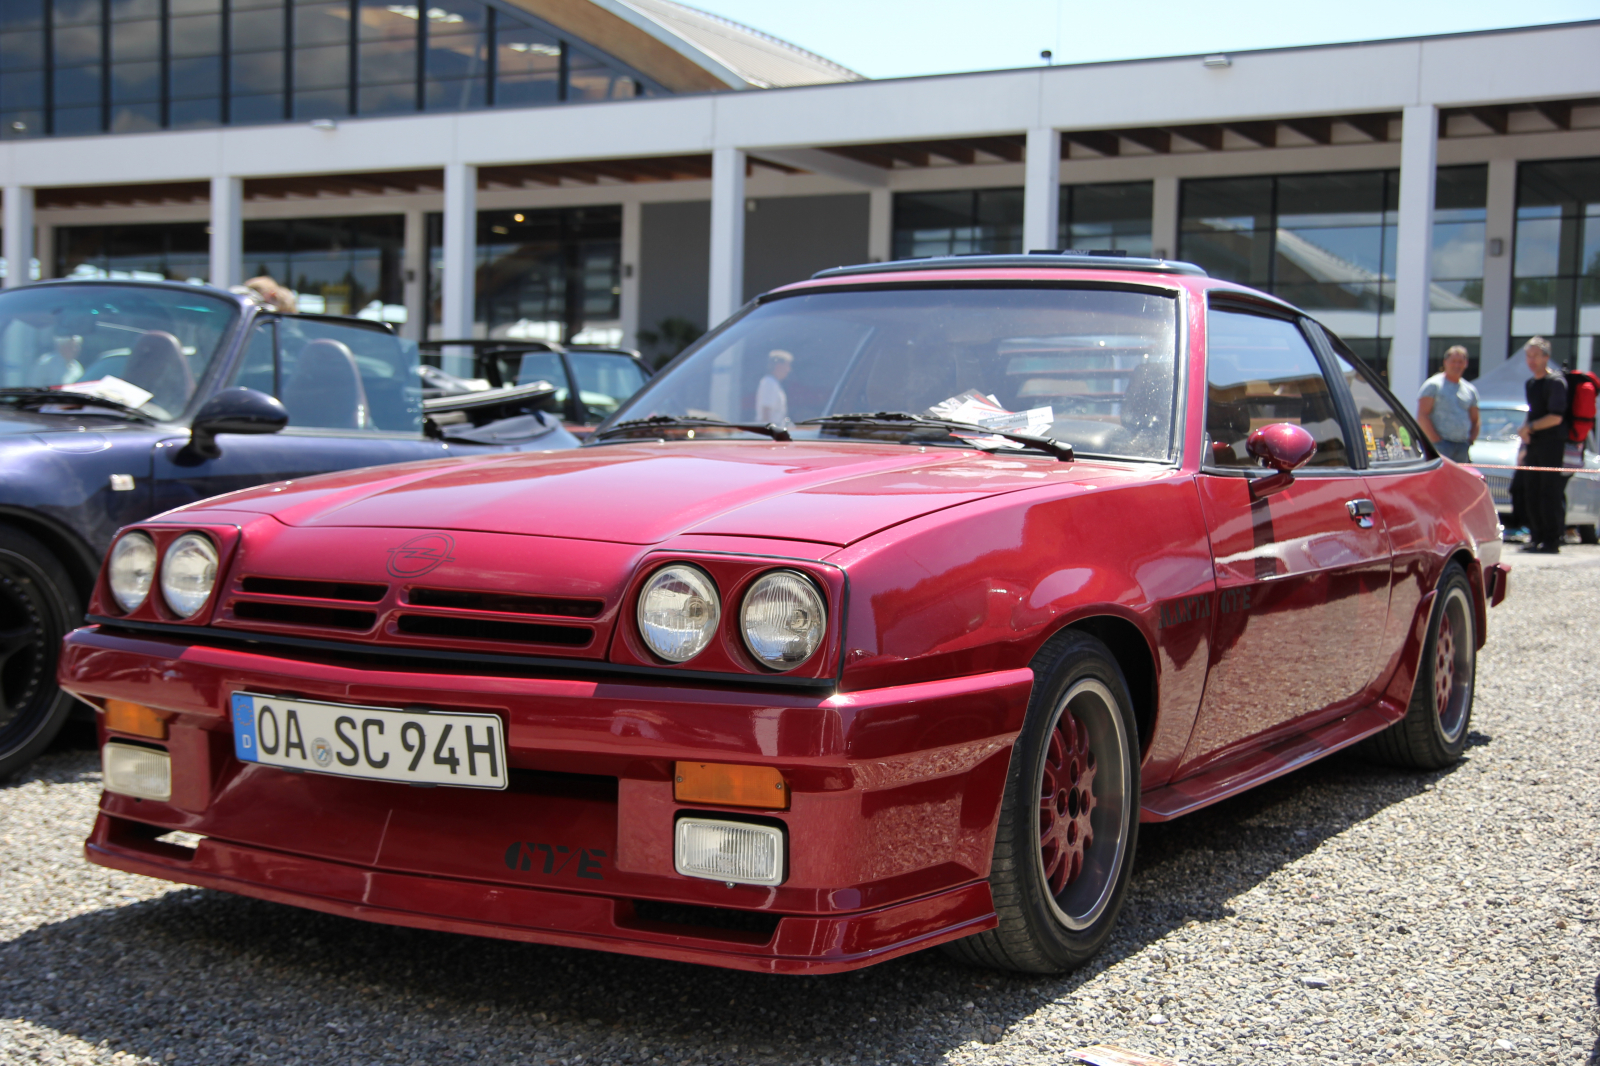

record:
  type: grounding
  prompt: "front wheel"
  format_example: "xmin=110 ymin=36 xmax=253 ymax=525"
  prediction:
xmin=0 ymin=526 xmax=81 ymax=780
xmin=1360 ymin=563 xmax=1476 ymax=770
xmin=943 ymin=630 xmax=1139 ymax=974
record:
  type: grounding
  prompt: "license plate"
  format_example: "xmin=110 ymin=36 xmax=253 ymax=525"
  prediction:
xmin=230 ymin=692 xmax=508 ymax=790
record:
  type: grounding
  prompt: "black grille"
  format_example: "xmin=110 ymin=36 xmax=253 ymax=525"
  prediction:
xmin=232 ymin=601 xmax=378 ymax=630
xmin=395 ymin=614 xmax=592 ymax=647
xmin=240 ymin=577 xmax=388 ymax=602
xmin=629 ymin=900 xmax=782 ymax=938
xmin=407 ymin=587 xmax=603 ymax=618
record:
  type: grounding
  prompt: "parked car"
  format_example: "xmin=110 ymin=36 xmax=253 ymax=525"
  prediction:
xmin=418 ymin=339 xmax=652 ymax=436
xmin=0 ymin=279 xmax=577 ymax=778
xmin=60 ymin=254 xmax=1505 ymax=975
xmin=1467 ymin=401 xmax=1600 ymax=543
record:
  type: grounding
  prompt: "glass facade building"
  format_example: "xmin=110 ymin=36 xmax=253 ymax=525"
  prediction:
xmin=1179 ymin=167 xmax=1487 ymax=380
xmin=0 ymin=0 xmax=658 ymax=139
xmin=890 ymin=183 xmax=1155 ymax=260
xmin=56 ymin=221 xmax=211 ymax=280
xmin=1513 ymin=157 xmax=1600 ymax=370
xmin=1059 ymin=181 xmax=1153 ymax=256
xmin=425 ymin=205 xmax=621 ymax=342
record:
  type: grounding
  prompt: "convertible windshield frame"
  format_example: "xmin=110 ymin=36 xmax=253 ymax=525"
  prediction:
xmin=595 ymin=279 xmax=1190 ymax=464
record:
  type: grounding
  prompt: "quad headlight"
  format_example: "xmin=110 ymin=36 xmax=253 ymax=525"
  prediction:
xmin=637 ymin=565 xmax=720 ymax=662
xmin=160 ymin=533 xmax=219 ymax=618
xmin=108 ymin=532 xmax=157 ymax=613
xmin=740 ymin=570 xmax=826 ymax=669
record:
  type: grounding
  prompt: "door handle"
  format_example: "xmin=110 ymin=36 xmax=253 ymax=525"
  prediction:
xmin=1346 ymin=498 xmax=1376 ymax=528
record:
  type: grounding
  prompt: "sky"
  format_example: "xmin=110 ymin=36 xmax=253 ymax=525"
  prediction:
xmin=678 ymin=0 xmax=1600 ymax=80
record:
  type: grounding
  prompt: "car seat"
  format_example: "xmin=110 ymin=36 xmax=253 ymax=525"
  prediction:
xmin=282 ymin=338 xmax=372 ymax=430
xmin=123 ymin=331 xmax=194 ymax=416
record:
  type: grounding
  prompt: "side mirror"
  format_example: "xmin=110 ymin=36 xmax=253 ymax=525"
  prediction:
xmin=1246 ymin=423 xmax=1317 ymax=499
xmin=183 ymin=387 xmax=289 ymax=460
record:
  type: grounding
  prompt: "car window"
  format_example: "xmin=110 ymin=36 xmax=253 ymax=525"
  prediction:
xmin=230 ymin=317 xmax=422 ymax=434
xmin=1332 ymin=351 xmax=1428 ymax=466
xmin=608 ymin=287 xmax=1180 ymax=460
xmin=1204 ymin=308 xmax=1349 ymax=469
xmin=1478 ymin=407 xmax=1525 ymax=440
xmin=568 ymin=351 xmax=647 ymax=420
xmin=515 ymin=351 xmax=572 ymax=406
xmin=0 ymin=283 xmax=237 ymax=419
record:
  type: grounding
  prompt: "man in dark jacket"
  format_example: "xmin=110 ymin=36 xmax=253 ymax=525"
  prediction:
xmin=1517 ymin=336 xmax=1569 ymax=554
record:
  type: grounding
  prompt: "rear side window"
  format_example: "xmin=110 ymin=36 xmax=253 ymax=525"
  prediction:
xmin=1204 ymin=308 xmax=1349 ymax=468
xmin=1332 ymin=351 xmax=1427 ymax=465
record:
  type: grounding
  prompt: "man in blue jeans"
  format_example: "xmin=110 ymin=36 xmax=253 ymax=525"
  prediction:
xmin=1417 ymin=345 xmax=1480 ymax=463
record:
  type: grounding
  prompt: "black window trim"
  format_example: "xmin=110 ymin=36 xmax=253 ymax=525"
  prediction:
xmin=1198 ymin=292 xmax=1364 ymax=480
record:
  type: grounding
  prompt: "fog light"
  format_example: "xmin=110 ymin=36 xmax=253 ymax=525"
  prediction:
xmin=102 ymin=742 xmax=171 ymax=801
xmin=104 ymin=700 xmax=168 ymax=740
xmin=674 ymin=817 xmax=784 ymax=886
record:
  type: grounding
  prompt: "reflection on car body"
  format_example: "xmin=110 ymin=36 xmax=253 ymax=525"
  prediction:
xmin=60 ymin=254 xmax=1504 ymax=977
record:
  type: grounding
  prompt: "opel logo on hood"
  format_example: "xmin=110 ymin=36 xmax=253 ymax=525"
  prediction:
xmin=387 ymin=532 xmax=456 ymax=577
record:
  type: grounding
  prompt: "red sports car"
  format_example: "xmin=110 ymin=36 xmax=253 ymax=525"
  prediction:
xmin=58 ymin=254 xmax=1507 ymax=975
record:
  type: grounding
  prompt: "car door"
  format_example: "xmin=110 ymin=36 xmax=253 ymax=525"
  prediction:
xmin=1175 ymin=302 xmax=1393 ymax=777
xmin=152 ymin=315 xmax=448 ymax=512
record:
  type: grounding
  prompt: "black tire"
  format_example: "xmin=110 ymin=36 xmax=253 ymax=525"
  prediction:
xmin=1359 ymin=563 xmax=1475 ymax=770
xmin=1578 ymin=524 xmax=1598 ymax=545
xmin=0 ymin=525 xmax=81 ymax=781
xmin=942 ymin=630 xmax=1140 ymax=974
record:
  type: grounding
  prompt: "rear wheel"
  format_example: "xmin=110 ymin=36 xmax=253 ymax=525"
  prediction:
xmin=942 ymin=631 xmax=1139 ymax=974
xmin=0 ymin=526 xmax=80 ymax=780
xmin=1360 ymin=563 xmax=1475 ymax=770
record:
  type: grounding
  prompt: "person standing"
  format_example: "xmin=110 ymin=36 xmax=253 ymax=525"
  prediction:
xmin=1417 ymin=345 xmax=1480 ymax=463
xmin=755 ymin=349 xmax=792 ymax=425
xmin=1517 ymin=336 xmax=1569 ymax=554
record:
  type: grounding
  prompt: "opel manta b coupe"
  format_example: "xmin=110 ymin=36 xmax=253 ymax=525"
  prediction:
xmin=58 ymin=253 xmax=1506 ymax=975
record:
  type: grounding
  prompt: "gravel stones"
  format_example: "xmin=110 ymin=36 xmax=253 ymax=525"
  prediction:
xmin=4 ymin=551 xmax=1599 ymax=1065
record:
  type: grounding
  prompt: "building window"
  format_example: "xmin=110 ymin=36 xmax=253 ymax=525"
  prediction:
xmin=243 ymin=214 xmax=405 ymax=319
xmin=892 ymin=189 xmax=1024 ymax=260
xmin=1059 ymin=182 xmax=1152 ymax=256
xmin=424 ymin=206 xmax=621 ymax=342
xmin=1513 ymin=157 xmax=1600 ymax=372
xmin=56 ymin=222 xmax=212 ymax=281
xmin=7 ymin=0 xmax=659 ymax=138
xmin=1180 ymin=167 xmax=1487 ymax=382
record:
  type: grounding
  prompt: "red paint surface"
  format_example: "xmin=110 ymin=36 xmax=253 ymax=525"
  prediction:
xmin=61 ymin=267 xmax=1504 ymax=972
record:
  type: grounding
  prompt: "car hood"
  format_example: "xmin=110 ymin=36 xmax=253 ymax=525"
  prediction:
xmin=0 ymin=405 xmax=159 ymax=437
xmin=199 ymin=441 xmax=1136 ymax=548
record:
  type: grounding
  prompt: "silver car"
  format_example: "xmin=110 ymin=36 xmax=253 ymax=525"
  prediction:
xmin=1467 ymin=401 xmax=1600 ymax=544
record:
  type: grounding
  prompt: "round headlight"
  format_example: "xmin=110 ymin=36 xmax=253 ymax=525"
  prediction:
xmin=108 ymin=532 xmax=157 ymax=613
xmin=740 ymin=570 xmax=826 ymax=670
xmin=637 ymin=565 xmax=720 ymax=663
xmin=160 ymin=533 xmax=219 ymax=619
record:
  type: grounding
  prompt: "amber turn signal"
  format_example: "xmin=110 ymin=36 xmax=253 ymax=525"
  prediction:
xmin=104 ymin=699 xmax=168 ymax=740
xmin=674 ymin=761 xmax=789 ymax=810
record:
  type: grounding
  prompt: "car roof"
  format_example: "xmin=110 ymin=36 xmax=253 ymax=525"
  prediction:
xmin=813 ymin=252 xmax=1208 ymax=280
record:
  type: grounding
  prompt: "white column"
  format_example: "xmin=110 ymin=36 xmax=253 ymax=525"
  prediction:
xmin=441 ymin=162 xmax=477 ymax=345
xmin=1388 ymin=104 xmax=1437 ymax=408
xmin=35 ymin=223 xmax=53 ymax=280
xmin=3 ymin=186 xmax=36 ymax=289
xmin=1151 ymin=175 xmax=1179 ymax=261
xmin=619 ymin=198 xmax=642 ymax=349
xmin=401 ymin=207 xmax=425 ymax=341
xmin=208 ymin=176 xmax=242 ymax=289
xmin=1477 ymin=156 xmax=1517 ymax=374
xmin=1022 ymin=128 xmax=1061 ymax=252
xmin=707 ymin=146 xmax=746 ymax=328
xmin=867 ymin=187 xmax=892 ymax=262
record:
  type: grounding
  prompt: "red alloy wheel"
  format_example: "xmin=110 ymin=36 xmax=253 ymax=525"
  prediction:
xmin=1433 ymin=611 xmax=1455 ymax=722
xmin=1039 ymin=707 xmax=1098 ymax=895
xmin=1431 ymin=583 xmax=1474 ymax=744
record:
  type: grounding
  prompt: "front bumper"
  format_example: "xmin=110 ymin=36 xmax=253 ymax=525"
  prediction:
xmin=61 ymin=625 xmax=1031 ymax=973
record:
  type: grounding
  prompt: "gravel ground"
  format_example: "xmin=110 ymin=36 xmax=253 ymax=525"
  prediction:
xmin=3 ymin=548 xmax=1598 ymax=1066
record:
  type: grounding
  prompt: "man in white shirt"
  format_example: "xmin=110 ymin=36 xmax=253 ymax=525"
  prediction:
xmin=756 ymin=349 xmax=792 ymax=425
xmin=1416 ymin=345 xmax=1479 ymax=463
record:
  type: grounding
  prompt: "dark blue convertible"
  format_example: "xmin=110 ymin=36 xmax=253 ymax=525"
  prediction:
xmin=0 ymin=279 xmax=578 ymax=777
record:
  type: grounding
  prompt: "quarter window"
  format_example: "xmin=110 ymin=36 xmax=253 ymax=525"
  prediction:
xmin=1332 ymin=351 xmax=1427 ymax=466
xmin=1204 ymin=308 xmax=1349 ymax=469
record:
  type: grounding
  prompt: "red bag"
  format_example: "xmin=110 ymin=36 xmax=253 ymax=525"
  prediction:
xmin=1564 ymin=369 xmax=1599 ymax=445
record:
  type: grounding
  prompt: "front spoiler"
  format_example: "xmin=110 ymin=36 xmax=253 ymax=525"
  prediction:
xmin=86 ymin=812 xmax=997 ymax=975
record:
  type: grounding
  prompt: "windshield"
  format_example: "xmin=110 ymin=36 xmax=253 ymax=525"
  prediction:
xmin=1478 ymin=406 xmax=1526 ymax=440
xmin=603 ymin=286 xmax=1180 ymax=460
xmin=0 ymin=284 xmax=238 ymax=419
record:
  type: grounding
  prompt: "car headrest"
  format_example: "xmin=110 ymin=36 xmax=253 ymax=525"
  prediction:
xmin=283 ymin=338 xmax=371 ymax=430
xmin=123 ymin=331 xmax=194 ymax=415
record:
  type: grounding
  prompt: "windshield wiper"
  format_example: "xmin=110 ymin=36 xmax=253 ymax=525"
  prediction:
xmin=800 ymin=411 xmax=1074 ymax=461
xmin=592 ymin=413 xmax=792 ymax=442
xmin=0 ymin=387 xmax=156 ymax=422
